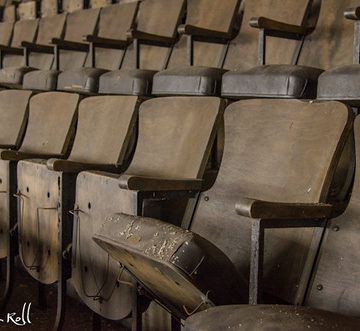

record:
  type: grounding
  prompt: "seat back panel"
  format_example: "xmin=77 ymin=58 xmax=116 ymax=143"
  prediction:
xmin=29 ymin=13 xmax=66 ymax=70
xmin=84 ymin=2 xmax=138 ymax=70
xmin=68 ymin=95 xmax=139 ymax=165
xmin=224 ymin=0 xmax=309 ymax=70
xmin=0 ymin=21 xmax=14 ymax=45
xmin=0 ymin=90 xmax=32 ymax=148
xmin=306 ymin=116 xmax=360 ymax=316
xmin=59 ymin=8 xmax=100 ymax=70
xmin=125 ymin=96 xmax=223 ymax=180
xmin=298 ymin=0 xmax=357 ymax=70
xmin=62 ymin=0 xmax=84 ymax=13
xmin=137 ymin=0 xmax=184 ymax=38
xmin=4 ymin=18 xmax=38 ymax=68
xmin=19 ymin=92 xmax=80 ymax=156
xmin=191 ymin=99 xmax=351 ymax=304
xmin=41 ymin=0 xmax=59 ymax=17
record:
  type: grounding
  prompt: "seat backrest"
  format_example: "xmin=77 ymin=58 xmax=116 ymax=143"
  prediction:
xmin=83 ymin=2 xmax=138 ymax=70
xmin=40 ymin=0 xmax=58 ymax=17
xmin=298 ymin=0 xmax=357 ymax=70
xmin=121 ymin=0 xmax=185 ymax=71
xmin=223 ymin=0 xmax=311 ymax=70
xmin=3 ymin=3 xmax=38 ymax=68
xmin=0 ymin=4 xmax=15 ymax=45
xmin=17 ymin=0 xmax=37 ymax=20
xmin=28 ymin=13 xmax=67 ymax=69
xmin=67 ymin=95 xmax=139 ymax=165
xmin=19 ymin=92 xmax=79 ymax=156
xmin=3 ymin=4 xmax=16 ymax=22
xmin=305 ymin=115 xmax=360 ymax=316
xmin=124 ymin=96 xmax=224 ymax=179
xmin=167 ymin=0 xmax=240 ymax=69
xmin=62 ymin=0 xmax=85 ymax=13
xmin=89 ymin=0 xmax=111 ymax=8
xmin=58 ymin=7 xmax=100 ymax=70
xmin=0 ymin=90 xmax=32 ymax=148
xmin=190 ymin=99 xmax=352 ymax=304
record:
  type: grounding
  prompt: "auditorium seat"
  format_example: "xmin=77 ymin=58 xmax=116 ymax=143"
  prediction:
xmin=0 ymin=0 xmax=39 ymax=87
xmin=222 ymin=0 xmax=356 ymax=99
xmin=93 ymin=98 xmax=353 ymax=322
xmin=56 ymin=0 xmax=139 ymax=94
xmin=22 ymin=0 xmax=99 ymax=91
xmin=74 ymin=94 xmax=224 ymax=329
xmin=98 ymin=0 xmax=185 ymax=96
xmin=182 ymin=112 xmax=360 ymax=331
xmin=0 ymin=3 xmax=16 ymax=46
xmin=152 ymin=0 xmax=241 ymax=96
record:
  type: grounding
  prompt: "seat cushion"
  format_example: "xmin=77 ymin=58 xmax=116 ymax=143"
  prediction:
xmin=93 ymin=213 xmax=246 ymax=319
xmin=0 ymin=66 xmax=37 ymax=88
xmin=222 ymin=65 xmax=324 ymax=99
xmin=22 ymin=69 xmax=61 ymax=91
xmin=317 ymin=64 xmax=360 ymax=106
xmin=98 ymin=69 xmax=157 ymax=95
xmin=185 ymin=305 xmax=360 ymax=331
xmin=57 ymin=67 xmax=109 ymax=94
xmin=152 ymin=66 xmax=226 ymax=96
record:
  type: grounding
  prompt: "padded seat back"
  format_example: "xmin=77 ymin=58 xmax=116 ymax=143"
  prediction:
xmin=19 ymin=92 xmax=79 ymax=156
xmin=167 ymin=0 xmax=240 ymax=68
xmin=58 ymin=7 xmax=100 ymax=70
xmin=2 ymin=5 xmax=38 ymax=68
xmin=62 ymin=0 xmax=84 ymax=13
xmin=224 ymin=0 xmax=311 ymax=70
xmin=121 ymin=0 xmax=185 ymax=71
xmin=0 ymin=90 xmax=32 ymax=148
xmin=68 ymin=95 xmax=139 ymax=165
xmin=40 ymin=0 xmax=58 ymax=17
xmin=305 ymin=115 xmax=360 ymax=316
xmin=124 ymin=96 xmax=224 ymax=179
xmin=3 ymin=4 xmax=16 ymax=22
xmin=83 ymin=2 xmax=138 ymax=70
xmin=190 ymin=99 xmax=352 ymax=304
xmin=298 ymin=0 xmax=356 ymax=69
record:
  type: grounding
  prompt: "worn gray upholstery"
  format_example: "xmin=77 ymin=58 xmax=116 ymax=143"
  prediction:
xmin=98 ymin=69 xmax=157 ymax=95
xmin=93 ymin=213 xmax=245 ymax=319
xmin=0 ymin=66 xmax=36 ymax=88
xmin=57 ymin=68 xmax=108 ymax=94
xmin=184 ymin=305 xmax=360 ymax=331
xmin=152 ymin=66 xmax=226 ymax=96
xmin=222 ymin=65 xmax=324 ymax=99
xmin=317 ymin=64 xmax=360 ymax=106
xmin=22 ymin=69 xmax=60 ymax=91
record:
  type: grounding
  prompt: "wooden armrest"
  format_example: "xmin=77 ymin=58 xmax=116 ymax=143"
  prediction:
xmin=126 ymin=29 xmax=175 ymax=46
xmin=249 ymin=17 xmax=312 ymax=36
xmin=0 ymin=44 xmax=23 ymax=55
xmin=21 ymin=41 xmax=54 ymax=53
xmin=46 ymin=159 xmax=121 ymax=173
xmin=178 ymin=24 xmax=233 ymax=42
xmin=344 ymin=7 xmax=360 ymax=20
xmin=1 ymin=150 xmax=62 ymax=161
xmin=235 ymin=198 xmax=332 ymax=219
xmin=50 ymin=38 xmax=89 ymax=52
xmin=118 ymin=174 xmax=203 ymax=191
xmin=83 ymin=35 xmax=128 ymax=49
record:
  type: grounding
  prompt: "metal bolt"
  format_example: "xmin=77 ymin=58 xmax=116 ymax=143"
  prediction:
xmin=332 ymin=226 xmax=340 ymax=232
xmin=204 ymin=196 xmax=209 ymax=201
xmin=316 ymin=284 xmax=323 ymax=291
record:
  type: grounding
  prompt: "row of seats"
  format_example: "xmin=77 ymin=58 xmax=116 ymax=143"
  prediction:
xmin=0 ymin=0 xmax=359 ymax=330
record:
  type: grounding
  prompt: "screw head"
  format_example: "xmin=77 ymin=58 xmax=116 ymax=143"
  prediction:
xmin=316 ymin=284 xmax=323 ymax=291
xmin=204 ymin=196 xmax=209 ymax=201
xmin=332 ymin=226 xmax=340 ymax=232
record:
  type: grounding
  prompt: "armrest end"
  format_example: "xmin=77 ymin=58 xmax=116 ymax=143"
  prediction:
xmin=235 ymin=198 xmax=332 ymax=219
xmin=344 ymin=7 xmax=360 ymax=20
xmin=119 ymin=174 xmax=203 ymax=191
xmin=47 ymin=159 xmax=121 ymax=173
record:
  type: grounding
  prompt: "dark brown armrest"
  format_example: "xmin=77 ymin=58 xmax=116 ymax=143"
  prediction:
xmin=250 ymin=17 xmax=312 ymax=36
xmin=1 ymin=150 xmax=62 ymax=161
xmin=46 ymin=159 xmax=121 ymax=173
xmin=235 ymin=198 xmax=332 ymax=219
xmin=83 ymin=35 xmax=128 ymax=49
xmin=126 ymin=29 xmax=175 ymax=46
xmin=0 ymin=44 xmax=23 ymax=55
xmin=118 ymin=174 xmax=203 ymax=191
xmin=50 ymin=38 xmax=89 ymax=52
xmin=21 ymin=41 xmax=54 ymax=54
xmin=178 ymin=24 xmax=233 ymax=42
xmin=344 ymin=7 xmax=360 ymax=20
